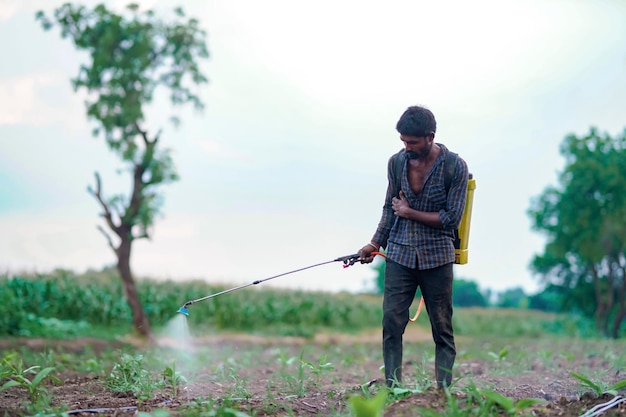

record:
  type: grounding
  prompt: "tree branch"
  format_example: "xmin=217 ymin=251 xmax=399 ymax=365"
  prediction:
xmin=97 ymin=225 xmax=117 ymax=254
xmin=88 ymin=172 xmax=121 ymax=237
xmin=134 ymin=121 xmax=161 ymax=147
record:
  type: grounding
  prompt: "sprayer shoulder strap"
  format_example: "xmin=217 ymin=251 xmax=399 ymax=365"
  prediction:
xmin=392 ymin=150 xmax=458 ymax=192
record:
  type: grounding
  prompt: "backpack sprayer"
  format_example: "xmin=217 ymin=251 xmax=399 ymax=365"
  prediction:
xmin=454 ymin=173 xmax=476 ymax=264
xmin=177 ymin=253 xmax=361 ymax=316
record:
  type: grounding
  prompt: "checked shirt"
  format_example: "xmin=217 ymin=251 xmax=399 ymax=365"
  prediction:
xmin=372 ymin=144 xmax=469 ymax=270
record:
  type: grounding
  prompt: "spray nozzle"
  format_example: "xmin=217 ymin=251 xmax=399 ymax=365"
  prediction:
xmin=177 ymin=302 xmax=191 ymax=316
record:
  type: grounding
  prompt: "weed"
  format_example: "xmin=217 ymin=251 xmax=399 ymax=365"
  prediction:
xmin=410 ymin=354 xmax=436 ymax=391
xmin=229 ymin=371 xmax=251 ymax=400
xmin=105 ymin=354 xmax=163 ymax=404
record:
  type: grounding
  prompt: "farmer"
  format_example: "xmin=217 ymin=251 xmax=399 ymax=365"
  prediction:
xmin=358 ymin=105 xmax=469 ymax=389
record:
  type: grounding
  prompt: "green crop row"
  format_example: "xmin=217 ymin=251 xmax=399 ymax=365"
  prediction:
xmin=1 ymin=269 xmax=598 ymax=339
xmin=0 ymin=270 xmax=383 ymax=337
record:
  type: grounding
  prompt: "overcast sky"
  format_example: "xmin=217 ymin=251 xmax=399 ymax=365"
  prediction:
xmin=1 ymin=0 xmax=625 ymax=296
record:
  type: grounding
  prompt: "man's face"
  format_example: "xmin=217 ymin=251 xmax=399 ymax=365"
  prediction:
xmin=400 ymin=134 xmax=434 ymax=159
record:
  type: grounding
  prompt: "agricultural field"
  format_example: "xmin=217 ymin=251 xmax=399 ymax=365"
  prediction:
xmin=1 ymin=275 xmax=625 ymax=416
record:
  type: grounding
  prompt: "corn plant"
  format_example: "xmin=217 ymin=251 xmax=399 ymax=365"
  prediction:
xmin=487 ymin=347 xmax=509 ymax=362
xmin=0 ymin=354 xmax=62 ymax=404
xmin=178 ymin=399 xmax=252 ymax=417
xmin=481 ymin=390 xmax=545 ymax=415
xmin=301 ymin=354 xmax=334 ymax=385
xmin=162 ymin=363 xmax=187 ymax=398
xmin=419 ymin=384 xmax=490 ymax=417
xmin=348 ymin=389 xmax=388 ymax=417
xmin=571 ymin=371 xmax=626 ymax=397
xmin=279 ymin=351 xmax=309 ymax=397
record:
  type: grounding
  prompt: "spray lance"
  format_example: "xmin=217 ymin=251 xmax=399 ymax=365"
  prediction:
xmin=177 ymin=253 xmax=362 ymax=316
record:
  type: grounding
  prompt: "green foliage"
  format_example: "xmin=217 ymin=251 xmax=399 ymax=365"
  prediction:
xmin=528 ymin=127 xmax=626 ymax=338
xmin=452 ymin=308 xmax=598 ymax=338
xmin=0 ymin=270 xmax=382 ymax=337
xmin=348 ymin=389 xmax=388 ymax=417
xmin=487 ymin=347 xmax=509 ymax=362
xmin=105 ymin=354 xmax=164 ymax=402
xmin=480 ymin=390 xmax=545 ymax=415
xmin=571 ymin=371 xmax=626 ymax=397
xmin=372 ymin=258 xmax=386 ymax=295
xmin=527 ymin=285 xmax=563 ymax=312
xmin=418 ymin=383 xmax=544 ymax=417
xmin=300 ymin=354 xmax=334 ymax=385
xmin=1 ymin=271 xmax=607 ymax=339
xmin=178 ymin=399 xmax=252 ymax=417
xmin=36 ymin=3 xmax=208 ymax=155
xmin=453 ymin=279 xmax=489 ymax=307
xmin=495 ymin=287 xmax=528 ymax=309
xmin=162 ymin=362 xmax=187 ymax=398
xmin=0 ymin=353 xmax=62 ymax=404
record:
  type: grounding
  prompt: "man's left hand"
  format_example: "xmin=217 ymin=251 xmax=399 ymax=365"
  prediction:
xmin=392 ymin=191 xmax=411 ymax=218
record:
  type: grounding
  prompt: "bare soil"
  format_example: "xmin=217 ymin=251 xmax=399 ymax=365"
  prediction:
xmin=1 ymin=329 xmax=625 ymax=416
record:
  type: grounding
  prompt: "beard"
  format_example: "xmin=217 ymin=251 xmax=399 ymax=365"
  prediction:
xmin=405 ymin=143 xmax=432 ymax=160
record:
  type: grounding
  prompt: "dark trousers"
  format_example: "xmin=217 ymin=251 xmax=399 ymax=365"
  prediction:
xmin=382 ymin=260 xmax=455 ymax=388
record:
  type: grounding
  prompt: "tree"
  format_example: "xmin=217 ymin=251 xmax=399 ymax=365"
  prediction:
xmin=495 ymin=287 xmax=527 ymax=309
xmin=36 ymin=3 xmax=209 ymax=339
xmin=528 ymin=128 xmax=626 ymax=338
xmin=527 ymin=285 xmax=563 ymax=312
xmin=453 ymin=279 xmax=488 ymax=307
xmin=372 ymin=259 xmax=386 ymax=295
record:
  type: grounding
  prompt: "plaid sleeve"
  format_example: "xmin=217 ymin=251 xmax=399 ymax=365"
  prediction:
xmin=372 ymin=153 xmax=402 ymax=249
xmin=439 ymin=155 xmax=469 ymax=230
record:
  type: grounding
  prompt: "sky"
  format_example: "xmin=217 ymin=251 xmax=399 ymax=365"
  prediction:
xmin=1 ymin=0 xmax=626 ymax=297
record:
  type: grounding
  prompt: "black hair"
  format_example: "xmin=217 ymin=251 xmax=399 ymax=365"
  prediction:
xmin=396 ymin=105 xmax=437 ymax=137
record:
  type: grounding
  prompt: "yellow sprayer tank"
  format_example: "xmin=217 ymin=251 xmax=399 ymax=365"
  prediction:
xmin=455 ymin=173 xmax=476 ymax=265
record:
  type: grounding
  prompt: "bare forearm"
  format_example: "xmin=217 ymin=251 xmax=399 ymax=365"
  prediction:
xmin=392 ymin=191 xmax=443 ymax=229
xmin=398 ymin=208 xmax=443 ymax=229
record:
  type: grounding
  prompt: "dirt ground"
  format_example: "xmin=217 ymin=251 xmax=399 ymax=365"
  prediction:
xmin=1 ymin=330 xmax=625 ymax=417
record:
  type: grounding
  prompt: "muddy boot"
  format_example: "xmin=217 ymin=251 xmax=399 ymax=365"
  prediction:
xmin=383 ymin=344 xmax=403 ymax=387
xmin=435 ymin=349 xmax=455 ymax=389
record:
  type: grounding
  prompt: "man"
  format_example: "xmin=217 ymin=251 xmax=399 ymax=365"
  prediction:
xmin=358 ymin=105 xmax=468 ymax=389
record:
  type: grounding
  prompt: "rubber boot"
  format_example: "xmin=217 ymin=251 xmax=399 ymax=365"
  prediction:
xmin=435 ymin=349 xmax=455 ymax=389
xmin=383 ymin=342 xmax=403 ymax=387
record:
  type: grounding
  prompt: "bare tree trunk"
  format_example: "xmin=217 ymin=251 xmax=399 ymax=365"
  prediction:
xmin=591 ymin=266 xmax=610 ymax=337
xmin=117 ymin=237 xmax=152 ymax=339
xmin=611 ymin=273 xmax=625 ymax=339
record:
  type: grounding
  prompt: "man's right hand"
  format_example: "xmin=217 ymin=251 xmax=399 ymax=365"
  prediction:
xmin=358 ymin=243 xmax=379 ymax=264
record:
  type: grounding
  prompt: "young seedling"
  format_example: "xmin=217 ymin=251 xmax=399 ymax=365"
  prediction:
xmin=301 ymin=354 xmax=334 ymax=385
xmin=481 ymin=390 xmax=546 ymax=415
xmin=571 ymin=371 xmax=626 ymax=397
xmin=0 ymin=355 xmax=62 ymax=404
xmin=162 ymin=362 xmax=187 ymax=398
xmin=348 ymin=389 xmax=388 ymax=417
